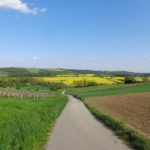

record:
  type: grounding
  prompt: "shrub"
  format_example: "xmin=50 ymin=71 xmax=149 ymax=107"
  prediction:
xmin=124 ymin=77 xmax=137 ymax=84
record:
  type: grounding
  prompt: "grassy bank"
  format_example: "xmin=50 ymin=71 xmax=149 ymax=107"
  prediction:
xmin=0 ymin=94 xmax=68 ymax=150
xmin=67 ymin=83 xmax=150 ymax=100
xmin=85 ymin=102 xmax=150 ymax=150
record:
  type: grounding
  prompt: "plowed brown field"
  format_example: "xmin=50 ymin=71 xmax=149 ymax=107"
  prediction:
xmin=86 ymin=93 xmax=150 ymax=138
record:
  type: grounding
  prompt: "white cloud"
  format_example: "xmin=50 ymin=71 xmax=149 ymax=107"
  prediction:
xmin=32 ymin=57 xmax=40 ymax=60
xmin=144 ymin=55 xmax=149 ymax=59
xmin=0 ymin=0 xmax=47 ymax=14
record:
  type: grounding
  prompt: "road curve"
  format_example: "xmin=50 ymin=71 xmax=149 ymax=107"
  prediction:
xmin=46 ymin=95 xmax=134 ymax=150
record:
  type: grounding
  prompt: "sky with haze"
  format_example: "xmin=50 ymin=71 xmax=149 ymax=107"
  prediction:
xmin=0 ymin=0 xmax=150 ymax=72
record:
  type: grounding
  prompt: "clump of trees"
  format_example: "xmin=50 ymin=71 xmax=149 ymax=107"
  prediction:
xmin=49 ymin=82 xmax=66 ymax=91
xmin=0 ymin=77 xmax=66 ymax=91
xmin=124 ymin=77 xmax=145 ymax=84
xmin=124 ymin=77 xmax=137 ymax=84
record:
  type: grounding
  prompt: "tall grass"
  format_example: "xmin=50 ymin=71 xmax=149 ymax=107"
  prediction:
xmin=0 ymin=95 xmax=68 ymax=150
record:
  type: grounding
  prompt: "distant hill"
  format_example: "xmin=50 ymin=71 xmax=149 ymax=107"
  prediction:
xmin=65 ymin=69 xmax=150 ymax=77
xmin=0 ymin=67 xmax=149 ymax=77
xmin=0 ymin=67 xmax=72 ymax=77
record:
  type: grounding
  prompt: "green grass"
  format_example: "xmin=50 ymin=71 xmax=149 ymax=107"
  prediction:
xmin=85 ymin=102 xmax=150 ymax=150
xmin=67 ymin=83 xmax=150 ymax=100
xmin=0 ymin=94 xmax=68 ymax=150
xmin=21 ymin=84 xmax=50 ymax=92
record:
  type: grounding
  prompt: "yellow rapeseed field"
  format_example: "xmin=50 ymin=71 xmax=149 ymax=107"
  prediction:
xmin=134 ymin=77 xmax=143 ymax=82
xmin=34 ymin=75 xmax=150 ymax=87
xmin=35 ymin=75 xmax=125 ymax=87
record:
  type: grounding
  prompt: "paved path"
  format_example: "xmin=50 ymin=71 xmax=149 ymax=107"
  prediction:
xmin=46 ymin=95 xmax=134 ymax=150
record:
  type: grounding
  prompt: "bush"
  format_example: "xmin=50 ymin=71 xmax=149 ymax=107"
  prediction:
xmin=124 ymin=77 xmax=137 ymax=84
xmin=49 ymin=82 xmax=66 ymax=91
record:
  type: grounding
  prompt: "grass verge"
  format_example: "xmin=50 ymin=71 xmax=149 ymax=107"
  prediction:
xmin=85 ymin=102 xmax=150 ymax=150
xmin=0 ymin=94 xmax=68 ymax=150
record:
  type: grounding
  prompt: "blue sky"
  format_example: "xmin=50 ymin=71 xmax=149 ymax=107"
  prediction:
xmin=0 ymin=0 xmax=150 ymax=72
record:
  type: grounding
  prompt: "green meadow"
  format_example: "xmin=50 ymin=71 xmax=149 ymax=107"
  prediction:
xmin=67 ymin=83 xmax=150 ymax=100
xmin=0 ymin=95 xmax=67 ymax=150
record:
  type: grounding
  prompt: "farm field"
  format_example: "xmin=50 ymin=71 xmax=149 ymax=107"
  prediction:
xmin=85 ymin=93 xmax=150 ymax=138
xmin=0 ymin=94 xmax=67 ymax=150
xmin=35 ymin=76 xmax=150 ymax=87
xmin=68 ymin=83 xmax=150 ymax=99
xmin=35 ymin=76 xmax=125 ymax=86
xmin=0 ymin=75 xmax=149 ymax=150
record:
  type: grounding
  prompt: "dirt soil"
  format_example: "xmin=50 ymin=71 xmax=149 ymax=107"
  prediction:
xmin=86 ymin=93 xmax=150 ymax=138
